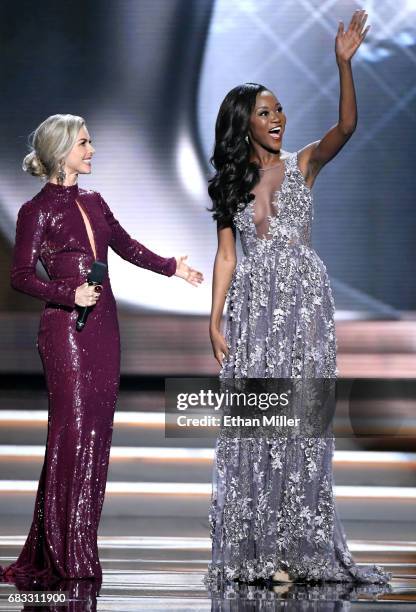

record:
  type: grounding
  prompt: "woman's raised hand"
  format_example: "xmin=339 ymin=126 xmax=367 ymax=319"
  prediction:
xmin=174 ymin=255 xmax=204 ymax=287
xmin=336 ymin=9 xmax=370 ymax=63
xmin=75 ymin=282 xmax=102 ymax=307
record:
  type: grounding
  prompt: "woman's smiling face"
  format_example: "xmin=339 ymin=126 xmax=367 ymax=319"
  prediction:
xmin=248 ymin=90 xmax=286 ymax=154
xmin=63 ymin=125 xmax=95 ymax=177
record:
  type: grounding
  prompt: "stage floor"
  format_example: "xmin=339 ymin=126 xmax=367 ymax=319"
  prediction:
xmin=0 ymin=527 xmax=415 ymax=610
xmin=0 ymin=380 xmax=415 ymax=609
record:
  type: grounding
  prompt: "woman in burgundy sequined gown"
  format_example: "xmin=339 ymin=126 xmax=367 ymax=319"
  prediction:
xmin=0 ymin=114 xmax=202 ymax=586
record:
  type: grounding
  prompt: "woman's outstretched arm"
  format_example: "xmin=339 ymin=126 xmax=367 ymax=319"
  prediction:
xmin=98 ymin=193 xmax=203 ymax=286
xmin=98 ymin=193 xmax=177 ymax=276
xmin=210 ymin=224 xmax=237 ymax=366
xmin=298 ymin=9 xmax=371 ymax=187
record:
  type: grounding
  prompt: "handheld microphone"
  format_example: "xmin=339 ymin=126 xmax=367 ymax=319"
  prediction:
xmin=76 ymin=261 xmax=108 ymax=332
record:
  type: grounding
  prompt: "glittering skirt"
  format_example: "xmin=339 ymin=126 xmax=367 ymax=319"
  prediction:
xmin=205 ymin=246 xmax=391 ymax=593
xmin=1 ymin=290 xmax=120 ymax=585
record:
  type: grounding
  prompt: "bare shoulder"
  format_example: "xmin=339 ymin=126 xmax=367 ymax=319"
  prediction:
xmin=295 ymin=141 xmax=322 ymax=189
xmin=296 ymin=141 xmax=320 ymax=171
xmin=217 ymin=223 xmax=236 ymax=257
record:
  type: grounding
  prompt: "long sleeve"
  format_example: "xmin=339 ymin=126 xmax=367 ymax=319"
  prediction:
xmin=10 ymin=202 xmax=78 ymax=308
xmin=98 ymin=194 xmax=177 ymax=277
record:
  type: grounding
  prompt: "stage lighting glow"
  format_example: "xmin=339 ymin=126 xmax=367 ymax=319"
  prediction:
xmin=0 ymin=445 xmax=215 ymax=460
xmin=0 ymin=535 xmax=414 ymax=552
xmin=1 ymin=0 xmax=414 ymax=315
xmin=0 ymin=410 xmax=164 ymax=425
xmin=396 ymin=30 xmax=416 ymax=46
xmin=0 ymin=480 xmax=415 ymax=499
xmin=176 ymin=133 xmax=205 ymax=200
xmin=0 ymin=446 xmax=414 ymax=465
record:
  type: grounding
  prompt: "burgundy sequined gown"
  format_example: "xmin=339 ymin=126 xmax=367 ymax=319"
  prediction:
xmin=0 ymin=182 xmax=176 ymax=584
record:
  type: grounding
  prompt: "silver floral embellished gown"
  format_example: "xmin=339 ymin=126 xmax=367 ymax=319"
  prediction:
xmin=205 ymin=151 xmax=391 ymax=589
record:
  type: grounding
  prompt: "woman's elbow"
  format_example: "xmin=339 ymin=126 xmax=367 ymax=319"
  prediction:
xmin=216 ymin=251 xmax=237 ymax=270
xmin=10 ymin=269 xmax=27 ymax=293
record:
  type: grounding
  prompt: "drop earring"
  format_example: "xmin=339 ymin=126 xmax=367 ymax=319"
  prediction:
xmin=245 ymin=135 xmax=249 ymax=144
xmin=57 ymin=161 xmax=66 ymax=185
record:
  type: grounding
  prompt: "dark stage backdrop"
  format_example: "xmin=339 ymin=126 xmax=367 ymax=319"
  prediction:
xmin=0 ymin=0 xmax=415 ymax=317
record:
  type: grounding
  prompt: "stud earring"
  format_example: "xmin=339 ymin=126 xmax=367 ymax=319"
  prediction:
xmin=57 ymin=161 xmax=66 ymax=185
xmin=245 ymin=135 xmax=249 ymax=143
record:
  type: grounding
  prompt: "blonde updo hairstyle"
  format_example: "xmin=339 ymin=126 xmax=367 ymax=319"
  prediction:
xmin=22 ymin=114 xmax=86 ymax=180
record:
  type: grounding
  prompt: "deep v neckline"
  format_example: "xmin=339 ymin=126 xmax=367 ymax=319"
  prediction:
xmin=75 ymin=199 xmax=97 ymax=260
xmin=248 ymin=155 xmax=289 ymax=231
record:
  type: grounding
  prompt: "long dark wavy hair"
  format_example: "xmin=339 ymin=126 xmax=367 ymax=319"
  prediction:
xmin=208 ymin=82 xmax=268 ymax=228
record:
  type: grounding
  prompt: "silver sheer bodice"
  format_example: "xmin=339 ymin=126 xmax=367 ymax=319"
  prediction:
xmin=235 ymin=151 xmax=313 ymax=255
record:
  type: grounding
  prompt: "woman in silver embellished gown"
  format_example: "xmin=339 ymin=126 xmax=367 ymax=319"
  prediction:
xmin=206 ymin=10 xmax=391 ymax=593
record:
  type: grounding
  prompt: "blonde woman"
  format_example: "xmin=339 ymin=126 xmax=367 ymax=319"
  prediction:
xmin=0 ymin=114 xmax=202 ymax=585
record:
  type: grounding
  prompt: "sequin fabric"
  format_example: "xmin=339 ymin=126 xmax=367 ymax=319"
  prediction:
xmin=205 ymin=152 xmax=391 ymax=594
xmin=0 ymin=181 xmax=176 ymax=585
